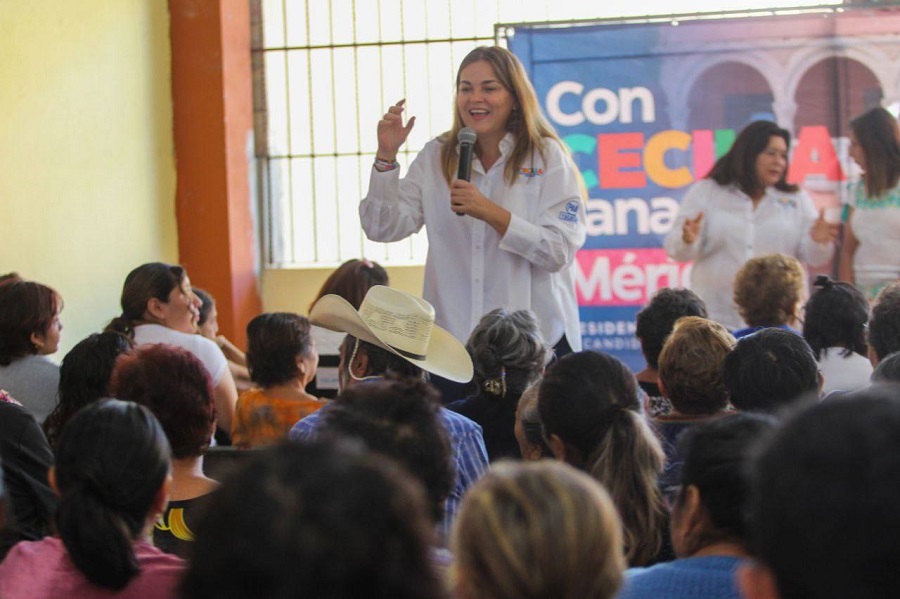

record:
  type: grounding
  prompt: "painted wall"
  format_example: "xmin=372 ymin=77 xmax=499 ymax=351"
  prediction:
xmin=0 ymin=0 xmax=178 ymax=358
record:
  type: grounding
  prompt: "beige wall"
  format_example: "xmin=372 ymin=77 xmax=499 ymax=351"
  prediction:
xmin=261 ymin=265 xmax=425 ymax=316
xmin=0 ymin=0 xmax=178 ymax=358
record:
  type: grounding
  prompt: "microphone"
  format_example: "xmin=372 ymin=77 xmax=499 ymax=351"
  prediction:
xmin=455 ymin=127 xmax=477 ymax=215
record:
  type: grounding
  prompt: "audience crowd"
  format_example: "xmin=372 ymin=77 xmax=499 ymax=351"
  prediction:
xmin=1 ymin=248 xmax=899 ymax=598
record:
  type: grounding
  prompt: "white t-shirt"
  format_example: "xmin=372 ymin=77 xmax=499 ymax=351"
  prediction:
xmin=818 ymin=346 xmax=873 ymax=395
xmin=847 ymin=181 xmax=900 ymax=299
xmin=360 ymin=133 xmax=586 ymax=349
xmin=133 ymin=324 xmax=228 ymax=385
xmin=664 ymin=179 xmax=834 ymax=330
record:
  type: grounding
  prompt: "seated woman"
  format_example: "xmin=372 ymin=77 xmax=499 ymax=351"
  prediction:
xmin=231 ymin=312 xmax=326 ymax=448
xmin=539 ymin=351 xmax=668 ymax=566
xmin=181 ymin=440 xmax=446 ymax=599
xmin=447 ymin=308 xmax=548 ymax=461
xmin=43 ymin=332 xmax=132 ymax=451
xmin=307 ymin=258 xmax=388 ymax=399
xmin=618 ymin=413 xmax=775 ymax=599
xmin=732 ymin=254 xmax=806 ymax=338
xmin=654 ymin=316 xmax=736 ymax=498
xmin=110 ymin=344 xmax=219 ymax=558
xmin=193 ymin=287 xmax=251 ymax=392
xmin=0 ymin=278 xmax=64 ymax=423
xmin=802 ymin=275 xmax=872 ymax=394
xmin=0 ymin=399 xmax=184 ymax=599
xmin=452 ymin=460 xmax=625 ymax=599
xmin=106 ymin=262 xmax=237 ymax=434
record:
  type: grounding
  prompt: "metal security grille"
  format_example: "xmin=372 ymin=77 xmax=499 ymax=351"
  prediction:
xmin=252 ymin=0 xmax=844 ymax=268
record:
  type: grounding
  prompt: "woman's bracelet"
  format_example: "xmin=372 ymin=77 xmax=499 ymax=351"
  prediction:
xmin=374 ymin=157 xmax=399 ymax=172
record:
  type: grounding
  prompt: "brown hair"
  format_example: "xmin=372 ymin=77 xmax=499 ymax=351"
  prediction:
xmin=309 ymin=259 xmax=388 ymax=312
xmin=105 ymin=262 xmax=187 ymax=339
xmin=733 ymin=254 xmax=805 ymax=328
xmin=439 ymin=46 xmax=581 ymax=191
xmin=453 ymin=460 xmax=625 ymax=599
xmin=658 ymin=317 xmax=736 ymax=415
xmin=0 ymin=279 xmax=62 ymax=364
xmin=851 ymin=107 xmax=900 ymax=198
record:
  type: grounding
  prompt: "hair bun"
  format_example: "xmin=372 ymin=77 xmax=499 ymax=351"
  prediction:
xmin=813 ymin=275 xmax=833 ymax=289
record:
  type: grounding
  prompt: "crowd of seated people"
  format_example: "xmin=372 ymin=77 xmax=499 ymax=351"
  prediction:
xmin=0 ymin=260 xmax=898 ymax=598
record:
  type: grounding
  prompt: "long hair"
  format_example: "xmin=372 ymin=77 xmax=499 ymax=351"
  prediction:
xmin=55 ymin=399 xmax=171 ymax=590
xmin=309 ymin=259 xmax=388 ymax=312
xmin=851 ymin=107 xmax=900 ymax=198
xmin=538 ymin=351 xmax=666 ymax=566
xmin=439 ymin=46 xmax=575 ymax=188
xmin=105 ymin=262 xmax=186 ymax=339
xmin=453 ymin=461 xmax=625 ymax=599
xmin=707 ymin=120 xmax=798 ymax=196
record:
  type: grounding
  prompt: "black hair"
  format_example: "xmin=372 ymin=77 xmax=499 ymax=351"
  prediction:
xmin=55 ymin=399 xmax=170 ymax=590
xmin=675 ymin=413 xmax=776 ymax=547
xmin=539 ymin=351 xmax=665 ymax=566
xmin=746 ymin=388 xmax=900 ymax=598
xmin=340 ymin=335 xmax=425 ymax=380
xmin=43 ymin=332 xmax=133 ymax=450
xmin=181 ymin=440 xmax=445 ymax=599
xmin=106 ymin=262 xmax=186 ymax=339
xmin=246 ymin=312 xmax=315 ymax=387
xmin=723 ymin=328 xmax=819 ymax=414
xmin=868 ymin=282 xmax=900 ymax=363
xmin=707 ymin=120 xmax=798 ymax=196
xmin=320 ymin=377 xmax=454 ymax=523
xmin=192 ymin=287 xmax=215 ymax=327
xmin=802 ymin=275 xmax=869 ymax=359
xmin=635 ymin=288 xmax=707 ymax=370
xmin=871 ymin=351 xmax=900 ymax=384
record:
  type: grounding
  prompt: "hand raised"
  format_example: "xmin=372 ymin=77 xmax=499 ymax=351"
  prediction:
xmin=376 ymin=99 xmax=416 ymax=161
xmin=810 ymin=208 xmax=839 ymax=244
xmin=681 ymin=212 xmax=704 ymax=244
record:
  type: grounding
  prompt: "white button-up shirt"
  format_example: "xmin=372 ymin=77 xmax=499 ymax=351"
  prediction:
xmin=664 ymin=179 xmax=834 ymax=329
xmin=361 ymin=133 xmax=586 ymax=349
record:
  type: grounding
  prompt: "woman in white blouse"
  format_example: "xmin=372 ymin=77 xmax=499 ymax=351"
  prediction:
xmin=664 ymin=120 xmax=838 ymax=330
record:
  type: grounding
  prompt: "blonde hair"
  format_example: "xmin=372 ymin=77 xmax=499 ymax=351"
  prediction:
xmin=733 ymin=254 xmax=805 ymax=327
xmin=439 ymin=46 xmax=580 ymax=190
xmin=453 ymin=460 xmax=625 ymax=599
xmin=658 ymin=316 xmax=736 ymax=415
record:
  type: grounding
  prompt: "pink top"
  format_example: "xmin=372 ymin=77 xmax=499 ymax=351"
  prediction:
xmin=0 ymin=537 xmax=185 ymax=599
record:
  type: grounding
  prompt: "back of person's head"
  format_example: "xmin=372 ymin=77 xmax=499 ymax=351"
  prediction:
xmin=0 ymin=279 xmax=62 ymax=365
xmin=672 ymin=413 xmax=776 ymax=557
xmin=340 ymin=335 xmax=424 ymax=383
xmin=707 ymin=120 xmax=797 ymax=195
xmin=309 ymin=258 xmax=388 ymax=312
xmin=453 ymin=460 xmax=625 ymax=599
xmin=43 ymin=332 xmax=133 ymax=450
xmin=319 ymin=377 xmax=454 ymax=523
xmin=181 ymin=440 xmax=444 ymax=599
xmin=850 ymin=106 xmax=900 ymax=197
xmin=246 ymin=312 xmax=316 ymax=387
xmin=538 ymin=351 xmax=665 ymax=565
xmin=872 ymin=351 xmax=900 ymax=384
xmin=55 ymin=399 xmax=171 ymax=590
xmin=802 ymin=275 xmax=869 ymax=359
xmin=106 ymin=262 xmax=186 ymax=338
xmin=635 ymin=288 xmax=708 ymax=370
xmin=743 ymin=388 xmax=900 ymax=599
xmin=110 ymin=344 xmax=216 ymax=459
xmin=734 ymin=254 xmax=805 ymax=328
xmin=467 ymin=308 xmax=548 ymax=402
xmin=515 ymin=381 xmax=550 ymax=460
xmin=658 ymin=316 xmax=735 ymax=415
xmin=868 ymin=281 xmax=900 ymax=364
xmin=723 ymin=328 xmax=819 ymax=413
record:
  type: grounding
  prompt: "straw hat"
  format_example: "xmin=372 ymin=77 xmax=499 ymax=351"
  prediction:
xmin=309 ymin=285 xmax=473 ymax=383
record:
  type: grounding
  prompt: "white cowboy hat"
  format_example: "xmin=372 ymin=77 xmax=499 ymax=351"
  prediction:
xmin=309 ymin=285 xmax=473 ymax=383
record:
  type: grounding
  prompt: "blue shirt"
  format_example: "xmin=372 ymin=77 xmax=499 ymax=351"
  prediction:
xmin=618 ymin=555 xmax=744 ymax=599
xmin=289 ymin=401 xmax=489 ymax=543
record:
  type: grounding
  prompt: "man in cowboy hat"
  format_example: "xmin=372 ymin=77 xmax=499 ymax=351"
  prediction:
xmin=288 ymin=286 xmax=488 ymax=542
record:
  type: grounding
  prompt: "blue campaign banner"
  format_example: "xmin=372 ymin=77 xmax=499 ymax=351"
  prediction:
xmin=508 ymin=10 xmax=900 ymax=372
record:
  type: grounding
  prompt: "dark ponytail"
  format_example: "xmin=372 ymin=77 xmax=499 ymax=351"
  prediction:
xmin=105 ymin=263 xmax=186 ymax=339
xmin=54 ymin=399 xmax=171 ymax=590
